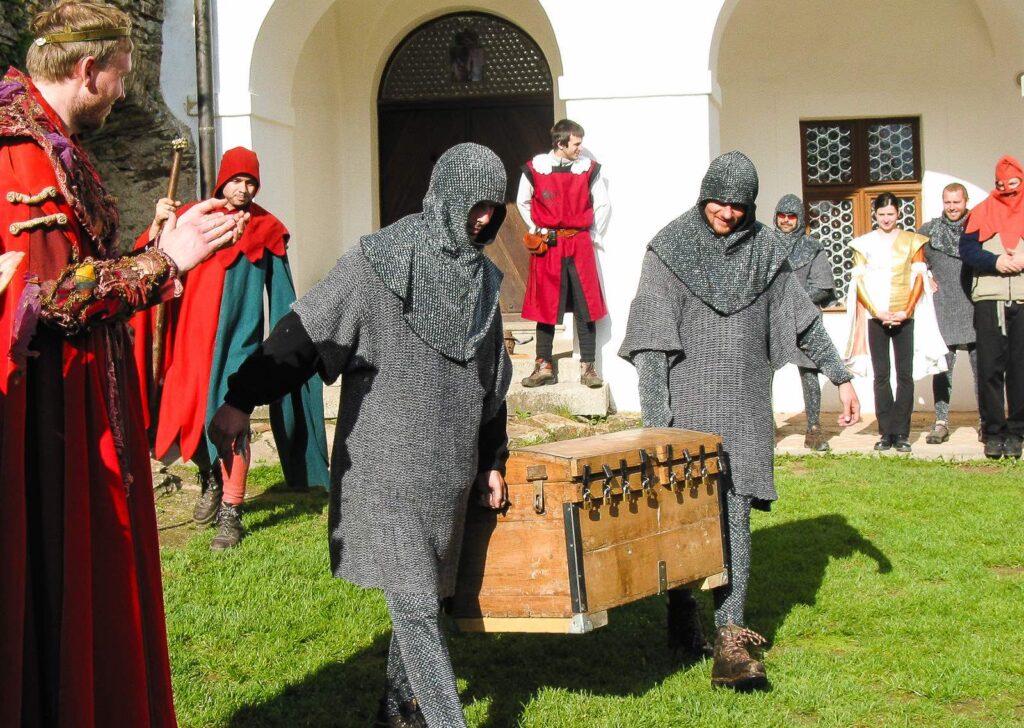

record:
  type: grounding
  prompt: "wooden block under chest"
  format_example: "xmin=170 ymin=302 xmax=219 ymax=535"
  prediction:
xmin=450 ymin=428 xmax=728 ymax=634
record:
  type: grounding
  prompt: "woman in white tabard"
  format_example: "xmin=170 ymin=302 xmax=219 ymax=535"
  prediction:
xmin=846 ymin=193 xmax=930 ymax=452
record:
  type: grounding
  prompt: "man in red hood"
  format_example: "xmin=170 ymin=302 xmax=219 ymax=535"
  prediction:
xmin=959 ymin=155 xmax=1024 ymax=459
xmin=134 ymin=147 xmax=329 ymax=549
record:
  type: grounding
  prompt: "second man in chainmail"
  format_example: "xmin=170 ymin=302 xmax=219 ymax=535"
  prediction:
xmin=208 ymin=143 xmax=513 ymax=727
xmin=774 ymin=194 xmax=837 ymax=451
xmin=620 ymin=151 xmax=860 ymax=691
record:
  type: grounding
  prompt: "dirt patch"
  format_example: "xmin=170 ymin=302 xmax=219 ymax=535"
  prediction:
xmin=991 ymin=565 xmax=1024 ymax=577
xmin=956 ymin=463 xmax=1003 ymax=475
xmin=947 ymin=698 xmax=988 ymax=717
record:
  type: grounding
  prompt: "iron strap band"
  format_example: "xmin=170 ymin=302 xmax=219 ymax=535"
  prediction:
xmin=34 ymin=27 xmax=131 ymax=46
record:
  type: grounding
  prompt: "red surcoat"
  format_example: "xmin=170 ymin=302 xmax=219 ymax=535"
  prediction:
xmin=520 ymin=158 xmax=608 ymax=324
xmin=0 ymin=70 xmax=176 ymax=727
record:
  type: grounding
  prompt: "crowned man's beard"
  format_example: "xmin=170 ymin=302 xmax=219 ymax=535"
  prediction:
xmin=69 ymin=97 xmax=113 ymax=134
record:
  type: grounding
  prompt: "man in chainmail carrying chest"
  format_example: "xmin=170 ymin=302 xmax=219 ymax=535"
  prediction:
xmin=619 ymin=151 xmax=861 ymax=690
xmin=209 ymin=143 xmax=512 ymax=727
xmin=774 ymin=194 xmax=837 ymax=451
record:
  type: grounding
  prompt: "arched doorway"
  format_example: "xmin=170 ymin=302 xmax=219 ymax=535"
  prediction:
xmin=377 ymin=12 xmax=555 ymax=314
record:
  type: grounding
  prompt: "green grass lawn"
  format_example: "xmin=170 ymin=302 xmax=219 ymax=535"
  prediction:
xmin=160 ymin=457 xmax=1024 ymax=727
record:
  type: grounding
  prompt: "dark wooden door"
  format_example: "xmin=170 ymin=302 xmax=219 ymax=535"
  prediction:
xmin=378 ymin=100 xmax=551 ymax=313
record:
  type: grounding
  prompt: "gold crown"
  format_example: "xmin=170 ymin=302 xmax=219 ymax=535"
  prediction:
xmin=34 ymin=26 xmax=130 ymax=47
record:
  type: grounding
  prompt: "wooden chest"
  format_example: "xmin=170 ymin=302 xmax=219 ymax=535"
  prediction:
xmin=450 ymin=428 xmax=727 ymax=633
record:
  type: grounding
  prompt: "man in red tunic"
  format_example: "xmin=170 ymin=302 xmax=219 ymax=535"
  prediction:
xmin=0 ymin=3 xmax=245 ymax=725
xmin=517 ymin=119 xmax=610 ymax=388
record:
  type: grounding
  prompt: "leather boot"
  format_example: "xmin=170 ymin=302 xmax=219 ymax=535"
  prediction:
xmin=925 ymin=423 xmax=950 ymax=444
xmin=666 ymin=589 xmax=713 ymax=663
xmin=521 ymin=358 xmax=556 ymax=387
xmin=210 ymin=503 xmax=244 ymax=550
xmin=711 ymin=624 xmax=768 ymax=691
xmin=984 ymin=436 xmax=1004 ymax=459
xmin=193 ymin=467 xmax=224 ymax=526
xmin=580 ymin=361 xmax=603 ymax=388
xmin=803 ymin=424 xmax=829 ymax=452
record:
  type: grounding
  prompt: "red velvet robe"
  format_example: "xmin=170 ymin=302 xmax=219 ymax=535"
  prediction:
xmin=0 ymin=70 xmax=176 ymax=727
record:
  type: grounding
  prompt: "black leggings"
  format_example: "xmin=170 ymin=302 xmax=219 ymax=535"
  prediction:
xmin=535 ymin=321 xmax=596 ymax=363
xmin=868 ymin=318 xmax=915 ymax=437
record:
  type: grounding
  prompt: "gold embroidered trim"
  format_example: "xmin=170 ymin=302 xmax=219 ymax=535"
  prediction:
xmin=6 ymin=186 xmax=58 ymax=205
xmin=10 ymin=212 xmax=68 ymax=235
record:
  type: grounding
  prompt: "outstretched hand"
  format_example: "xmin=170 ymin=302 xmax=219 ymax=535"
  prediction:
xmin=159 ymin=198 xmax=249 ymax=273
xmin=837 ymin=381 xmax=861 ymax=427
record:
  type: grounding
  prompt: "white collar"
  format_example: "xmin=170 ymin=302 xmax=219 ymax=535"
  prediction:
xmin=531 ymin=152 xmax=592 ymax=175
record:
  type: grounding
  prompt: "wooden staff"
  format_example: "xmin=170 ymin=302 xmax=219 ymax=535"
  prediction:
xmin=151 ymin=137 xmax=189 ymax=406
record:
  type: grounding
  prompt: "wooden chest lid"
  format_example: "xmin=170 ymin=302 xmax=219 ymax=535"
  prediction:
xmin=507 ymin=428 xmax=723 ymax=483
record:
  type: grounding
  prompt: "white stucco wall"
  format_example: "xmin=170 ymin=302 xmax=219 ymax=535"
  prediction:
xmin=158 ymin=0 xmax=1022 ymax=416
xmin=717 ymin=0 xmax=1024 ymax=413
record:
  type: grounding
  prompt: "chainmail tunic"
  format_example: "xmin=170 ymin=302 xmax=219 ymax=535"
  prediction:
xmin=921 ymin=216 xmax=975 ymax=347
xmin=292 ymin=145 xmax=511 ymax=597
xmin=775 ymin=194 xmax=836 ymax=367
xmin=621 ymin=252 xmax=836 ymax=504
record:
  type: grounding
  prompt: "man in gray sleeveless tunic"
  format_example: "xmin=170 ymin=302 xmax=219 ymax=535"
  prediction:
xmin=774 ymin=194 xmax=836 ymax=451
xmin=919 ymin=182 xmax=978 ymax=444
xmin=209 ymin=143 xmax=512 ymax=727
xmin=619 ymin=151 xmax=860 ymax=691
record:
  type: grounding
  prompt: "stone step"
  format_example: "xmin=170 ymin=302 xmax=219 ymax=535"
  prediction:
xmin=506 ymin=380 xmax=609 ymax=417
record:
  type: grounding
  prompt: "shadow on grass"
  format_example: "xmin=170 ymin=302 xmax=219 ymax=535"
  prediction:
xmin=242 ymin=483 xmax=329 ymax=537
xmin=224 ymin=514 xmax=890 ymax=727
xmin=746 ymin=513 xmax=892 ymax=643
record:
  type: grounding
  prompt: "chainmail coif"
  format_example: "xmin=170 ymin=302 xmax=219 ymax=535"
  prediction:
xmin=648 ymin=151 xmax=793 ymax=315
xmin=775 ymin=193 xmax=824 ymax=269
xmin=920 ymin=211 xmax=966 ymax=257
xmin=362 ymin=142 xmax=508 ymax=363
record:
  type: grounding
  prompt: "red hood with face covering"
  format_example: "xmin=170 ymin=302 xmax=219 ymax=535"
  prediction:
xmin=214 ymin=146 xmax=261 ymax=197
xmin=964 ymin=155 xmax=1024 ymax=252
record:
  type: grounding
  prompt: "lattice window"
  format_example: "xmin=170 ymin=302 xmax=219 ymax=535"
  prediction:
xmin=804 ymin=124 xmax=853 ymax=185
xmin=799 ymin=117 xmax=922 ymax=302
xmin=807 ymin=199 xmax=855 ymax=291
xmin=379 ymin=13 xmax=552 ymax=103
xmin=867 ymin=122 xmax=916 ymax=183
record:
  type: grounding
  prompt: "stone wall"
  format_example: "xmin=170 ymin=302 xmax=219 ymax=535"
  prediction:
xmin=0 ymin=0 xmax=197 ymax=250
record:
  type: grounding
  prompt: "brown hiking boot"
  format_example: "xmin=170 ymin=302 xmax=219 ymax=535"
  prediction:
xmin=803 ymin=424 xmax=829 ymax=452
xmin=193 ymin=467 xmax=224 ymax=526
xmin=521 ymin=358 xmax=557 ymax=387
xmin=210 ymin=503 xmax=244 ymax=550
xmin=667 ymin=589 xmax=713 ymax=663
xmin=711 ymin=624 xmax=768 ymax=691
xmin=925 ymin=423 xmax=950 ymax=444
xmin=580 ymin=361 xmax=603 ymax=388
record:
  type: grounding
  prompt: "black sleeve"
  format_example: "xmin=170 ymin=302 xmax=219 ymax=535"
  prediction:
xmin=477 ymin=400 xmax=509 ymax=475
xmin=224 ymin=310 xmax=321 ymax=414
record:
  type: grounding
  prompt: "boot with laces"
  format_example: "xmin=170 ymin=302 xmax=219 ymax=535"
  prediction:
xmin=210 ymin=502 xmax=244 ymax=551
xmin=521 ymin=358 xmax=557 ymax=387
xmin=711 ymin=624 xmax=768 ymax=691
xmin=374 ymin=698 xmax=427 ymax=728
xmin=193 ymin=467 xmax=224 ymax=526
xmin=580 ymin=361 xmax=604 ymax=388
